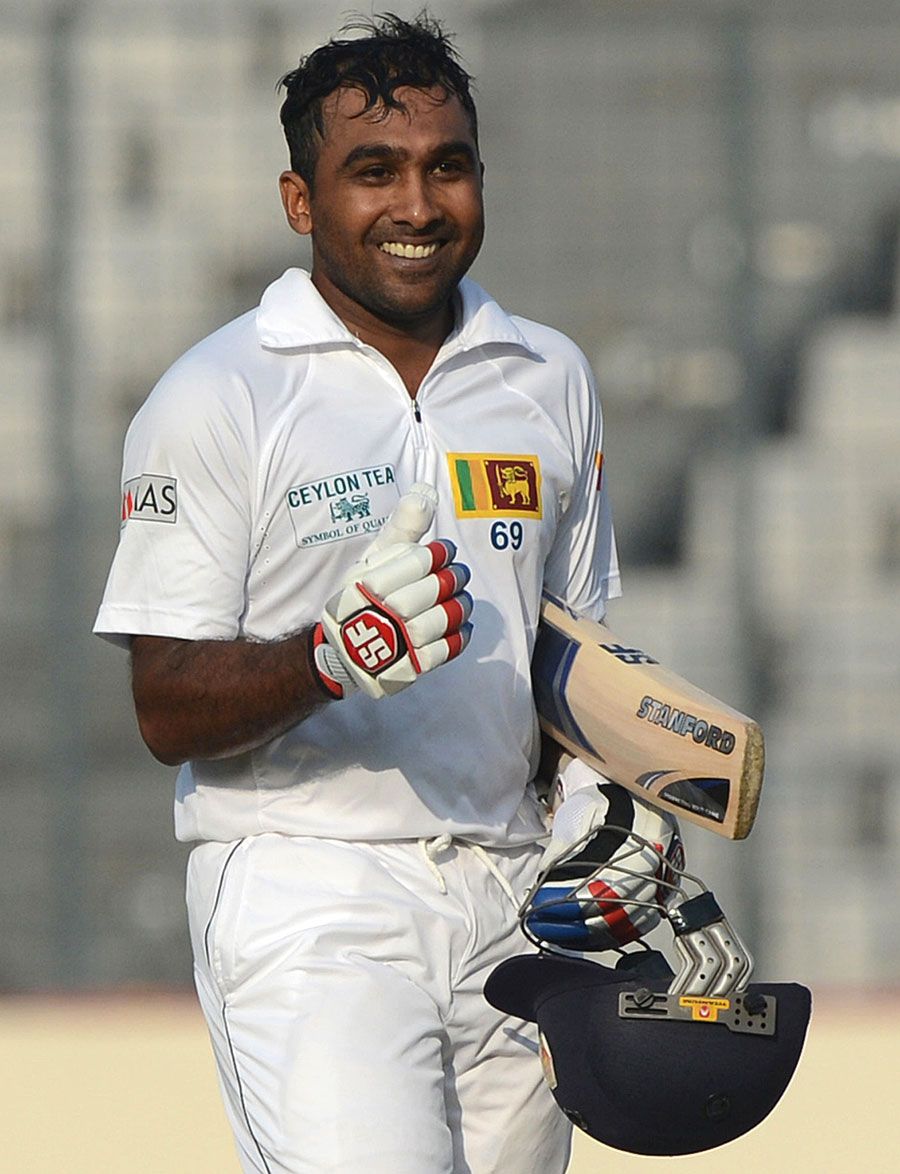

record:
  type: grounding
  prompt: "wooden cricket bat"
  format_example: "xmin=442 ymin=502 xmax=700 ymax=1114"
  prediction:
xmin=532 ymin=594 xmax=764 ymax=839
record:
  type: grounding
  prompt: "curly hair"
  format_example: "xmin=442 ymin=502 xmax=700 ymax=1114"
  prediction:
xmin=278 ymin=11 xmax=478 ymax=186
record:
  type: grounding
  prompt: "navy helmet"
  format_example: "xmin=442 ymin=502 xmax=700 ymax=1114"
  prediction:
xmin=485 ymin=950 xmax=811 ymax=1157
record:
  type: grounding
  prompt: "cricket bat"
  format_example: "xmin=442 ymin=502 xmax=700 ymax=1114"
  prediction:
xmin=533 ymin=594 xmax=764 ymax=839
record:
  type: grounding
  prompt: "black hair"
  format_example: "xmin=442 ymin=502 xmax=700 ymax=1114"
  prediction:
xmin=278 ymin=11 xmax=478 ymax=185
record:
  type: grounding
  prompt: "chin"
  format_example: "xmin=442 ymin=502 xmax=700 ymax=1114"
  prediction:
xmin=372 ymin=281 xmax=458 ymax=323
xmin=385 ymin=296 xmax=454 ymax=327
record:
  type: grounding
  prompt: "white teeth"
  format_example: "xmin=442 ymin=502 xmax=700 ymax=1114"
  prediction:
xmin=379 ymin=242 xmax=440 ymax=258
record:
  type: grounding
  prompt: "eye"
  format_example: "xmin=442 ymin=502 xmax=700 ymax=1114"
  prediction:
xmin=358 ymin=164 xmax=392 ymax=182
xmin=433 ymin=158 xmax=465 ymax=176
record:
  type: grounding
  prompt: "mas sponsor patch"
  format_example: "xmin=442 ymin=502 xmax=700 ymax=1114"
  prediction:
xmin=447 ymin=453 xmax=542 ymax=519
xmin=286 ymin=464 xmax=399 ymax=548
xmin=121 ymin=474 xmax=177 ymax=525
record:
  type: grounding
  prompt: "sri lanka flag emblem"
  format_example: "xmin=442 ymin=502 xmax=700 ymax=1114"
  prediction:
xmin=447 ymin=453 xmax=542 ymax=519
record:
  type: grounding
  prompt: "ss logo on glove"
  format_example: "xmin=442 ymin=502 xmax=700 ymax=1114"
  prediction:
xmin=341 ymin=610 xmax=405 ymax=673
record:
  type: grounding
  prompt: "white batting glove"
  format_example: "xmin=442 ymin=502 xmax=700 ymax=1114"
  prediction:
xmin=311 ymin=483 xmax=473 ymax=700
xmin=525 ymin=757 xmax=684 ymax=952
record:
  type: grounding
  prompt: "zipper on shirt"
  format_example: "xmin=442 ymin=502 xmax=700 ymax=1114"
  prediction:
xmin=355 ymin=340 xmax=425 ymax=423
xmin=353 ymin=339 xmax=428 ymax=451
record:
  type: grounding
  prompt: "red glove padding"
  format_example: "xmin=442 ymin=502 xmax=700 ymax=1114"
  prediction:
xmin=314 ymin=484 xmax=473 ymax=700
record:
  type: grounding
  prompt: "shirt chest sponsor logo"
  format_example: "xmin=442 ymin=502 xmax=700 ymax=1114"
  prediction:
xmin=286 ymin=464 xmax=398 ymax=548
xmin=447 ymin=453 xmax=542 ymax=519
xmin=121 ymin=474 xmax=177 ymax=525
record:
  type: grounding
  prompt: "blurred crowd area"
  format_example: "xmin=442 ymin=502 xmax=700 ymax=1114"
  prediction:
xmin=1 ymin=0 xmax=898 ymax=993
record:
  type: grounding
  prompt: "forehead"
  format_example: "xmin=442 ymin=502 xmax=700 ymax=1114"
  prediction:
xmin=317 ymin=84 xmax=477 ymax=158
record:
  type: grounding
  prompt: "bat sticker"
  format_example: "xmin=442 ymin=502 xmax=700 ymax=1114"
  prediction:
xmin=532 ymin=623 xmax=599 ymax=758
xmin=637 ymin=771 xmax=730 ymax=824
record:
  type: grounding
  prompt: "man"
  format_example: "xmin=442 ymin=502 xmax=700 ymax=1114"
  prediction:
xmin=95 ymin=14 xmax=626 ymax=1173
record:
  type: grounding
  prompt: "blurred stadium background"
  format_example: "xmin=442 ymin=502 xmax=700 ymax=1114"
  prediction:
xmin=2 ymin=0 xmax=899 ymax=1169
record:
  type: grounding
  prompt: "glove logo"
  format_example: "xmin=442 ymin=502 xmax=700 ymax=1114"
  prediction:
xmin=340 ymin=609 xmax=404 ymax=674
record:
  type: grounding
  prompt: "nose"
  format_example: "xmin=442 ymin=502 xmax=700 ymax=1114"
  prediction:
xmin=389 ymin=171 xmax=441 ymax=231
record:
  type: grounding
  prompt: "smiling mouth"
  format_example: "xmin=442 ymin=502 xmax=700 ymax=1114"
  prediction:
xmin=378 ymin=242 xmax=441 ymax=259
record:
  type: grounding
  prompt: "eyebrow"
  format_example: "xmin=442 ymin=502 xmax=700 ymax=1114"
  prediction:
xmin=339 ymin=140 xmax=479 ymax=172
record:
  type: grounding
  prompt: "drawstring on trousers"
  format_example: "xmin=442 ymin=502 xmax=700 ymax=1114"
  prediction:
xmin=418 ymin=836 xmax=519 ymax=909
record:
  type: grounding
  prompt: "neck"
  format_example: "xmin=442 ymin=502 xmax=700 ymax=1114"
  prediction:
xmin=311 ymin=273 xmax=457 ymax=396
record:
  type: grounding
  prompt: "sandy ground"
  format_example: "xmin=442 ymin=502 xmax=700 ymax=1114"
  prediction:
xmin=2 ymin=990 xmax=897 ymax=1173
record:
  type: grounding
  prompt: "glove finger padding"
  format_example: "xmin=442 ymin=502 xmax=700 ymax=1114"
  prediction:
xmin=525 ymin=759 xmax=684 ymax=952
xmin=404 ymin=593 xmax=473 ymax=648
xmin=356 ymin=540 xmax=458 ymax=603
xmin=378 ymin=555 xmax=469 ymax=617
xmin=318 ymin=489 xmax=472 ymax=700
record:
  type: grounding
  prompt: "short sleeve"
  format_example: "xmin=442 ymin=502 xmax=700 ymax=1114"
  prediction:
xmin=93 ymin=359 xmax=253 ymax=645
xmin=541 ymin=357 xmax=621 ymax=620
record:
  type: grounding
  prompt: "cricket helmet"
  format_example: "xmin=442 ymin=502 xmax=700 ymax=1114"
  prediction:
xmin=488 ymin=817 xmax=812 ymax=1156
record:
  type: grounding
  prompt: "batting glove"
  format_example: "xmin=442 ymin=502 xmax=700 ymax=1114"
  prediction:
xmin=525 ymin=757 xmax=684 ymax=952
xmin=312 ymin=483 xmax=473 ymax=700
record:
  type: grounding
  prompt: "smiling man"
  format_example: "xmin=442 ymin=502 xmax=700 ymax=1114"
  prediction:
xmin=94 ymin=13 xmax=621 ymax=1174
xmin=279 ymin=82 xmax=485 ymax=378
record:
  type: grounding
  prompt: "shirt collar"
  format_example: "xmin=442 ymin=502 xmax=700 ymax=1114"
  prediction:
xmin=255 ymin=267 xmax=538 ymax=357
xmin=449 ymin=276 xmax=538 ymax=356
xmin=255 ymin=268 xmax=354 ymax=349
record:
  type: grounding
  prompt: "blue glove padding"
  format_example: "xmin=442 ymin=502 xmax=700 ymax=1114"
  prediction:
xmin=524 ymin=758 xmax=683 ymax=952
xmin=526 ymin=888 xmax=612 ymax=950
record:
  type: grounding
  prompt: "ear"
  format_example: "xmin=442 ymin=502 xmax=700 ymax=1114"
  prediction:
xmin=279 ymin=171 xmax=312 ymax=236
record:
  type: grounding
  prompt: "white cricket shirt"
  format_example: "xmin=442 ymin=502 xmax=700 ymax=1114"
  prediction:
xmin=95 ymin=269 xmax=620 ymax=844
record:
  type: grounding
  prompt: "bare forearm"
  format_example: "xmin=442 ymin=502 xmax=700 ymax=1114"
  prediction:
xmin=130 ymin=629 xmax=328 ymax=765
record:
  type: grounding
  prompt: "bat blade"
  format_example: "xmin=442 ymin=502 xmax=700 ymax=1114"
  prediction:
xmin=533 ymin=595 xmax=764 ymax=839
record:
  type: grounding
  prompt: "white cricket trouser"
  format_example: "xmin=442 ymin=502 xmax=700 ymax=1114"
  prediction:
xmin=186 ymin=833 xmax=571 ymax=1174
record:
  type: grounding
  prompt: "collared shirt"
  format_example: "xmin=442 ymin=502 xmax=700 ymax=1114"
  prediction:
xmin=95 ymin=269 xmax=620 ymax=844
